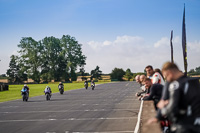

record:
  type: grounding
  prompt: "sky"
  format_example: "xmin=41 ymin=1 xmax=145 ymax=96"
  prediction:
xmin=0 ymin=0 xmax=200 ymax=74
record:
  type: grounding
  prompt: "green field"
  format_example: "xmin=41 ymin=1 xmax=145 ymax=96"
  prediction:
xmin=0 ymin=82 xmax=109 ymax=102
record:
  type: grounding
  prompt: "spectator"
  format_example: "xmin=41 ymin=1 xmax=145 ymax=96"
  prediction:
xmin=135 ymin=78 xmax=151 ymax=100
xmin=145 ymin=65 xmax=165 ymax=85
xmin=148 ymin=62 xmax=200 ymax=133
xmin=135 ymin=75 xmax=142 ymax=86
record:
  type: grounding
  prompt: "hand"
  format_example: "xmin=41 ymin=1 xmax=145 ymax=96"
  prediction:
xmin=135 ymin=93 xmax=138 ymax=97
xmin=157 ymin=100 xmax=169 ymax=109
xmin=146 ymin=117 xmax=158 ymax=125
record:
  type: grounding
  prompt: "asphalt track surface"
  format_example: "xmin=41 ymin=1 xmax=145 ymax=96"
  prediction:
xmin=0 ymin=82 xmax=141 ymax=133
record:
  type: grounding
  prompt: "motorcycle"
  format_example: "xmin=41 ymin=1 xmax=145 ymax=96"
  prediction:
xmin=84 ymin=82 xmax=88 ymax=89
xmin=21 ymin=88 xmax=29 ymax=102
xmin=45 ymin=92 xmax=51 ymax=101
xmin=58 ymin=85 xmax=64 ymax=94
xmin=91 ymin=83 xmax=95 ymax=90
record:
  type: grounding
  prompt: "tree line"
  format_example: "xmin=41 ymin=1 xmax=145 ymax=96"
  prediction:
xmin=7 ymin=35 xmax=86 ymax=83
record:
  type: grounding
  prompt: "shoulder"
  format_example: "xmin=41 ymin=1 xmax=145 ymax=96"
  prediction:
xmin=169 ymin=81 xmax=180 ymax=92
xmin=153 ymin=72 xmax=161 ymax=77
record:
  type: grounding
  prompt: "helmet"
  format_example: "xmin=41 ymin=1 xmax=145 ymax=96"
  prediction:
xmin=46 ymin=86 xmax=49 ymax=88
xmin=24 ymin=84 xmax=27 ymax=87
xmin=59 ymin=82 xmax=62 ymax=84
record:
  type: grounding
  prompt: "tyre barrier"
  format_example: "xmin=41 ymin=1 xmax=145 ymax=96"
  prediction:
xmin=0 ymin=83 xmax=9 ymax=91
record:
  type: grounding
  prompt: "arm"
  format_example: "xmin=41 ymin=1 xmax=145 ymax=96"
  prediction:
xmin=143 ymin=85 xmax=155 ymax=100
xmin=152 ymin=72 xmax=160 ymax=84
xmin=161 ymin=81 xmax=181 ymax=122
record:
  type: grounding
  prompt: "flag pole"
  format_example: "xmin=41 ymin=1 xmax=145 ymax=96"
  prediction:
xmin=182 ymin=4 xmax=187 ymax=75
xmin=170 ymin=30 xmax=174 ymax=63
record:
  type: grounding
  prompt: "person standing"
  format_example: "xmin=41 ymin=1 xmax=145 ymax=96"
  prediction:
xmin=145 ymin=65 xmax=165 ymax=85
xmin=148 ymin=62 xmax=200 ymax=133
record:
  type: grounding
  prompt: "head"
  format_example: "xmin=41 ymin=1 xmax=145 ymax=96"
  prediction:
xmin=24 ymin=84 xmax=27 ymax=87
xmin=145 ymin=65 xmax=154 ymax=77
xmin=139 ymin=75 xmax=146 ymax=84
xmin=59 ymin=82 xmax=62 ymax=84
xmin=162 ymin=62 xmax=182 ymax=82
xmin=154 ymin=68 xmax=164 ymax=79
xmin=135 ymin=75 xmax=140 ymax=83
xmin=144 ymin=78 xmax=152 ymax=88
xmin=46 ymin=86 xmax=49 ymax=88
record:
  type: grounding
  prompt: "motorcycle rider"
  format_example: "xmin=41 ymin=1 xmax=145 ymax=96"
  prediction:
xmin=58 ymin=82 xmax=64 ymax=90
xmin=84 ymin=80 xmax=88 ymax=89
xmin=91 ymin=80 xmax=95 ymax=89
xmin=21 ymin=84 xmax=29 ymax=96
xmin=58 ymin=82 xmax=64 ymax=87
xmin=44 ymin=86 xmax=52 ymax=97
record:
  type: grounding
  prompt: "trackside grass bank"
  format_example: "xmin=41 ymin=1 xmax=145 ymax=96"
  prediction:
xmin=0 ymin=82 xmax=110 ymax=102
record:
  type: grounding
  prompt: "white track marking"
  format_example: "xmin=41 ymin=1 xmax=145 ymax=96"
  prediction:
xmin=73 ymin=131 xmax=134 ymax=133
xmin=0 ymin=108 xmax=139 ymax=114
xmin=0 ymin=117 xmax=137 ymax=123
xmin=134 ymin=100 xmax=143 ymax=133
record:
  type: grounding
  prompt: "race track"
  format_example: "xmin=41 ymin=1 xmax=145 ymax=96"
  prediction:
xmin=0 ymin=82 xmax=141 ymax=133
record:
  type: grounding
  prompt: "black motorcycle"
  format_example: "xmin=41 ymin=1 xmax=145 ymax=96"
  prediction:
xmin=91 ymin=83 xmax=95 ymax=90
xmin=45 ymin=92 xmax=51 ymax=101
xmin=58 ymin=85 xmax=64 ymax=94
xmin=84 ymin=82 xmax=88 ymax=89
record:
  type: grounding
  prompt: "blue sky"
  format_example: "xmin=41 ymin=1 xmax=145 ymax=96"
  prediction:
xmin=0 ymin=0 xmax=200 ymax=74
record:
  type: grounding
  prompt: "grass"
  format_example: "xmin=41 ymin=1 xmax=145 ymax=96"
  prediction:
xmin=0 ymin=82 xmax=110 ymax=102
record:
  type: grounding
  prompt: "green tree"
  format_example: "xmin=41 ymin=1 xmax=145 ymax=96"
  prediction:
xmin=6 ymin=55 xmax=27 ymax=83
xmin=124 ymin=68 xmax=132 ymax=81
xmin=110 ymin=68 xmax=125 ymax=81
xmin=18 ymin=37 xmax=42 ymax=83
xmin=195 ymin=66 xmax=200 ymax=74
xmin=60 ymin=35 xmax=86 ymax=81
xmin=41 ymin=36 xmax=63 ymax=81
xmin=91 ymin=66 xmax=102 ymax=80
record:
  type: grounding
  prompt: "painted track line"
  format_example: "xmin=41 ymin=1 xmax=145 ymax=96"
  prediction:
xmin=72 ymin=131 xmax=134 ymax=133
xmin=0 ymin=117 xmax=138 ymax=123
xmin=134 ymin=100 xmax=143 ymax=133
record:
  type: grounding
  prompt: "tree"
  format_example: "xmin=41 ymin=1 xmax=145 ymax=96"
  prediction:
xmin=18 ymin=37 xmax=42 ymax=83
xmin=60 ymin=35 xmax=86 ymax=81
xmin=9 ymin=35 xmax=86 ymax=83
xmin=110 ymin=68 xmax=125 ymax=81
xmin=195 ymin=66 xmax=200 ymax=74
xmin=124 ymin=68 xmax=132 ymax=81
xmin=6 ymin=55 xmax=27 ymax=83
xmin=41 ymin=36 xmax=63 ymax=81
xmin=91 ymin=66 xmax=102 ymax=80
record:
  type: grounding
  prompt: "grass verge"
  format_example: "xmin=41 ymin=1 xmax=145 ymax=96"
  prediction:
xmin=0 ymin=82 xmax=110 ymax=102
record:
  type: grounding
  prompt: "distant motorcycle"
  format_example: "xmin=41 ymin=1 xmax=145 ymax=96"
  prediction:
xmin=58 ymin=85 xmax=64 ymax=94
xmin=21 ymin=88 xmax=29 ymax=102
xmin=45 ymin=92 xmax=51 ymax=101
xmin=84 ymin=82 xmax=88 ymax=89
xmin=44 ymin=86 xmax=51 ymax=101
xmin=91 ymin=82 xmax=95 ymax=90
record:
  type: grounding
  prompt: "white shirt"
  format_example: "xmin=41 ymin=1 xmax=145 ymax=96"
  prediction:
xmin=151 ymin=72 xmax=165 ymax=85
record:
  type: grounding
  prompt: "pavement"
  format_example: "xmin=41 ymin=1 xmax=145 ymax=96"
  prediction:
xmin=0 ymin=82 xmax=141 ymax=133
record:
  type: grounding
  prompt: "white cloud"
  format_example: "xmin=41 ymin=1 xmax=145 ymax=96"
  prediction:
xmin=83 ymin=35 xmax=200 ymax=74
xmin=103 ymin=40 xmax=112 ymax=46
xmin=188 ymin=40 xmax=200 ymax=52
xmin=154 ymin=37 xmax=169 ymax=48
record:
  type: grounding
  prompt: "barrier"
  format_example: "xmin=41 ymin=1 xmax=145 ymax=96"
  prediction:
xmin=140 ymin=101 xmax=162 ymax=133
xmin=0 ymin=83 xmax=9 ymax=91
